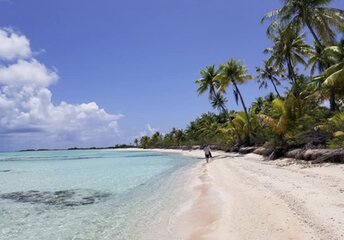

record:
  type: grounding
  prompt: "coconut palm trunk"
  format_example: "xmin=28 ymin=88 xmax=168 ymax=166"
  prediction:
xmin=305 ymin=21 xmax=324 ymax=50
xmin=221 ymin=104 xmax=242 ymax=145
xmin=232 ymin=81 xmax=253 ymax=145
xmin=325 ymin=67 xmax=338 ymax=111
xmin=196 ymin=65 xmax=243 ymax=146
xmin=286 ymin=56 xmax=300 ymax=97
xmin=217 ymin=59 xmax=254 ymax=145
xmin=329 ymin=87 xmax=338 ymax=111
xmin=270 ymin=78 xmax=281 ymax=98
xmin=256 ymin=62 xmax=282 ymax=98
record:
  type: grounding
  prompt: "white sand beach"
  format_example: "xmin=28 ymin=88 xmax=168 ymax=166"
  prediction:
xmin=154 ymin=149 xmax=344 ymax=240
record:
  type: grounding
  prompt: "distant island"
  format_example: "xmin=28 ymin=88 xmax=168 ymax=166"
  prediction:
xmin=19 ymin=144 xmax=137 ymax=152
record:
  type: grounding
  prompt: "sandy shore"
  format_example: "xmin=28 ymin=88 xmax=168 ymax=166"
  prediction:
xmin=150 ymin=149 xmax=344 ymax=240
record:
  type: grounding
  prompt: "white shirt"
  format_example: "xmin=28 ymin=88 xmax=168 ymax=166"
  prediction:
xmin=204 ymin=146 xmax=210 ymax=154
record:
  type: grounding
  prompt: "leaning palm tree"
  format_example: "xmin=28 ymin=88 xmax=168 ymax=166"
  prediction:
xmin=215 ymin=59 xmax=254 ymax=144
xmin=196 ymin=65 xmax=242 ymax=144
xmin=256 ymin=60 xmax=283 ymax=98
xmin=262 ymin=0 xmax=344 ymax=48
xmin=265 ymin=25 xmax=313 ymax=96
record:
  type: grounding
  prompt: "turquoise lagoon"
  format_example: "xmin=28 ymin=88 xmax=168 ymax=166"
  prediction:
xmin=0 ymin=150 xmax=198 ymax=240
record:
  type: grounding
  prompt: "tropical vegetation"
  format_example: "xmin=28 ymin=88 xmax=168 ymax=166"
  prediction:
xmin=137 ymin=0 xmax=343 ymax=154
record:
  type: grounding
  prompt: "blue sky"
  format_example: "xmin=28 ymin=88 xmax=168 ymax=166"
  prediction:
xmin=0 ymin=0 xmax=343 ymax=150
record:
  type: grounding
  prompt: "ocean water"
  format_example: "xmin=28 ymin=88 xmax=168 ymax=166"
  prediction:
xmin=0 ymin=150 xmax=198 ymax=240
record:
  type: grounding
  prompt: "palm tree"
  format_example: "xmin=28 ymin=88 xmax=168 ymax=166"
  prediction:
xmin=150 ymin=131 xmax=163 ymax=147
xmin=196 ymin=65 xmax=242 ymax=145
xmin=134 ymin=138 xmax=139 ymax=147
xmin=193 ymin=113 xmax=221 ymax=143
xmin=327 ymin=112 xmax=344 ymax=147
xmin=196 ymin=65 xmax=219 ymax=100
xmin=140 ymin=136 xmax=150 ymax=149
xmin=314 ymin=40 xmax=344 ymax=109
xmin=265 ymin=25 xmax=312 ymax=96
xmin=258 ymin=98 xmax=291 ymax=140
xmin=174 ymin=129 xmax=186 ymax=146
xmin=215 ymin=59 xmax=254 ymax=144
xmin=262 ymin=0 xmax=344 ymax=48
xmin=308 ymin=41 xmax=340 ymax=110
xmin=322 ymin=41 xmax=344 ymax=82
xmin=232 ymin=112 xmax=253 ymax=143
xmin=256 ymin=60 xmax=283 ymax=98
xmin=308 ymin=42 xmax=333 ymax=77
xmin=251 ymin=97 xmax=265 ymax=114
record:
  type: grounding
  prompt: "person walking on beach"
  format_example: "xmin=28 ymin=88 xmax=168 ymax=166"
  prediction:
xmin=203 ymin=145 xmax=212 ymax=163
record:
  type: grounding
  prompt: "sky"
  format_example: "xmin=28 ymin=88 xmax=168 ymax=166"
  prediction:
xmin=0 ymin=0 xmax=343 ymax=151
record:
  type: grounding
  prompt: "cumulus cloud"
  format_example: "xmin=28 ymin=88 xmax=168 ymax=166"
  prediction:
xmin=0 ymin=28 xmax=123 ymax=150
xmin=0 ymin=28 xmax=31 ymax=61
xmin=0 ymin=59 xmax=58 ymax=87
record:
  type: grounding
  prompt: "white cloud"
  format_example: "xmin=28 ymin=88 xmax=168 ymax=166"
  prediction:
xmin=0 ymin=28 xmax=31 ymax=61
xmin=0 ymin=28 xmax=124 ymax=150
xmin=0 ymin=59 xmax=58 ymax=87
xmin=138 ymin=124 xmax=159 ymax=138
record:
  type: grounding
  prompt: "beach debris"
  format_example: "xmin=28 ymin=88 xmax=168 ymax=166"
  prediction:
xmin=285 ymin=148 xmax=344 ymax=163
xmin=0 ymin=189 xmax=111 ymax=207
xmin=239 ymin=147 xmax=258 ymax=154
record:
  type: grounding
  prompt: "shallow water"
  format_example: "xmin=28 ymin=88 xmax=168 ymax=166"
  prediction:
xmin=0 ymin=150 xmax=198 ymax=240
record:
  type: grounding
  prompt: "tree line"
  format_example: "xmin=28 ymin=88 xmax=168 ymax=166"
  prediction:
xmin=136 ymin=0 xmax=344 ymax=151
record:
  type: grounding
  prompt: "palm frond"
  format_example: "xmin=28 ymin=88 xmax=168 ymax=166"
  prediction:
xmin=323 ymin=65 xmax=344 ymax=87
xmin=261 ymin=9 xmax=283 ymax=23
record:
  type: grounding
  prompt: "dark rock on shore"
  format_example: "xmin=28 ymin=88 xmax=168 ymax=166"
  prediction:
xmin=253 ymin=147 xmax=274 ymax=157
xmin=239 ymin=147 xmax=258 ymax=154
xmin=236 ymin=146 xmax=274 ymax=157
